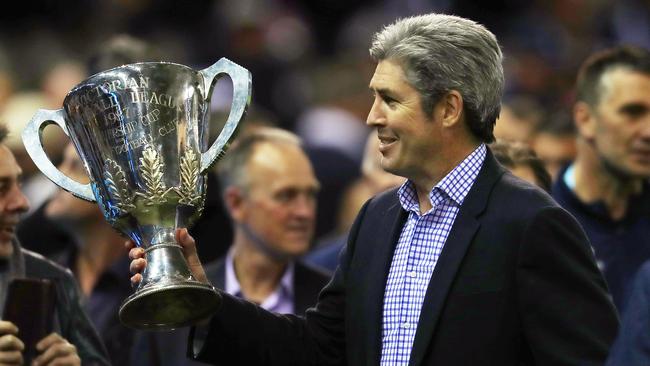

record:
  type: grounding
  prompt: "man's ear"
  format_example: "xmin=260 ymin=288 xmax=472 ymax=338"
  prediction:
xmin=440 ymin=90 xmax=463 ymax=128
xmin=224 ymin=186 xmax=246 ymax=222
xmin=574 ymin=101 xmax=596 ymax=140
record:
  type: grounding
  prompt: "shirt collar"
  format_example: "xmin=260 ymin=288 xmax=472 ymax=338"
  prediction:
xmin=397 ymin=143 xmax=486 ymax=213
xmin=225 ymin=249 xmax=295 ymax=307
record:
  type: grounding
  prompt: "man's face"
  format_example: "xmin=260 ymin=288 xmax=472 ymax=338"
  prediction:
xmin=232 ymin=143 xmax=319 ymax=257
xmin=0 ymin=145 xmax=30 ymax=257
xmin=494 ymin=105 xmax=537 ymax=143
xmin=583 ymin=69 xmax=650 ymax=178
xmin=532 ymin=132 xmax=576 ymax=181
xmin=45 ymin=144 xmax=100 ymax=223
xmin=366 ymin=59 xmax=439 ymax=179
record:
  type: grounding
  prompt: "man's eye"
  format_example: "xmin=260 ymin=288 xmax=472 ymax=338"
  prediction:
xmin=383 ymin=96 xmax=397 ymax=106
xmin=621 ymin=104 xmax=648 ymax=118
xmin=276 ymin=190 xmax=294 ymax=202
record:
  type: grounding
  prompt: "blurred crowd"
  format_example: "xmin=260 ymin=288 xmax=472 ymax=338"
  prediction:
xmin=0 ymin=0 xmax=649 ymax=365
xmin=1 ymin=0 xmax=648 ymax=239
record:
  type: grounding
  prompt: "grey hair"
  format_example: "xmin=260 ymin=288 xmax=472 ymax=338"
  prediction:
xmin=216 ymin=127 xmax=302 ymax=193
xmin=369 ymin=13 xmax=504 ymax=142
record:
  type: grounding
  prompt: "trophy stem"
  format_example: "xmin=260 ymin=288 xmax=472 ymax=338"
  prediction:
xmin=119 ymin=242 xmax=220 ymax=330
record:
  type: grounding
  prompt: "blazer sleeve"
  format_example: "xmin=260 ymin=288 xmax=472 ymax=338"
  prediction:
xmin=517 ymin=206 xmax=619 ymax=365
xmin=189 ymin=199 xmax=372 ymax=366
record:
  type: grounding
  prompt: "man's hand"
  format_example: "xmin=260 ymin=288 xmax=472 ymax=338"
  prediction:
xmin=127 ymin=228 xmax=209 ymax=285
xmin=32 ymin=333 xmax=79 ymax=366
xmin=0 ymin=321 xmax=23 ymax=366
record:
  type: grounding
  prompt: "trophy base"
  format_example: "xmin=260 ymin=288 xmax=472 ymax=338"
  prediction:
xmin=119 ymin=281 xmax=221 ymax=330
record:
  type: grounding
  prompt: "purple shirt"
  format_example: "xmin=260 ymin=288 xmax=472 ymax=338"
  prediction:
xmin=225 ymin=250 xmax=295 ymax=314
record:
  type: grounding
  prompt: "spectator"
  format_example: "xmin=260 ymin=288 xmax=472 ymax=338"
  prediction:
xmin=209 ymin=127 xmax=331 ymax=311
xmin=493 ymin=96 xmax=545 ymax=143
xmin=19 ymin=143 xmax=134 ymax=365
xmin=0 ymin=124 xmax=109 ymax=365
xmin=531 ymin=109 xmax=577 ymax=181
xmin=552 ymin=45 xmax=650 ymax=314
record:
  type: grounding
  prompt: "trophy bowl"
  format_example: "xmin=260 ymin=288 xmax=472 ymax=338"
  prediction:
xmin=22 ymin=58 xmax=251 ymax=330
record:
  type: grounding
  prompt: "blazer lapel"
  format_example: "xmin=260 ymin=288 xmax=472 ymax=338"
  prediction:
xmin=408 ymin=150 xmax=504 ymax=366
xmin=363 ymin=199 xmax=408 ymax=366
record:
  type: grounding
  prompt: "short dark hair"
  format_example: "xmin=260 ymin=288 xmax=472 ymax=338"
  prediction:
xmin=490 ymin=140 xmax=552 ymax=192
xmin=576 ymin=45 xmax=650 ymax=107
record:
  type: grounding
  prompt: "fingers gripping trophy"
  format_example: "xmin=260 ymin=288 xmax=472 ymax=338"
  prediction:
xmin=22 ymin=59 xmax=251 ymax=330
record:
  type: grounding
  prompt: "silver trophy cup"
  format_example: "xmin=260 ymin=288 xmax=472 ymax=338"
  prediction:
xmin=22 ymin=59 xmax=251 ymax=330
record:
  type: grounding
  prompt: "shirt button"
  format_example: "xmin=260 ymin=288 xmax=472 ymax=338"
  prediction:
xmin=406 ymin=271 xmax=417 ymax=278
xmin=401 ymin=322 xmax=411 ymax=329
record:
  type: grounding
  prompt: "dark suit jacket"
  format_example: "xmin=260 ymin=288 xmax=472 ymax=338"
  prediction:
xmin=191 ymin=150 xmax=619 ymax=366
xmin=205 ymin=258 xmax=332 ymax=314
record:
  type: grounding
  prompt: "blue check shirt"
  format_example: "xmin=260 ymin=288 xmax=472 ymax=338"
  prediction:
xmin=380 ymin=144 xmax=486 ymax=365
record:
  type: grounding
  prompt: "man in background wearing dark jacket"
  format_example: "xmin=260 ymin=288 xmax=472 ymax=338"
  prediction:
xmin=0 ymin=123 xmax=109 ymax=366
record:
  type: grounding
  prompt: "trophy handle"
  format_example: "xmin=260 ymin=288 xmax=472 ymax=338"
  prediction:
xmin=199 ymin=58 xmax=252 ymax=172
xmin=21 ymin=109 xmax=96 ymax=202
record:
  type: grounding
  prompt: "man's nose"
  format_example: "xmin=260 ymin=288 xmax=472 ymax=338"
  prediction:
xmin=640 ymin=114 xmax=650 ymax=140
xmin=366 ymin=97 xmax=385 ymax=127
xmin=292 ymin=195 xmax=316 ymax=219
xmin=7 ymin=185 xmax=30 ymax=214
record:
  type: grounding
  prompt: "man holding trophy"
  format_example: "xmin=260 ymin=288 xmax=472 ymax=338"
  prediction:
xmin=127 ymin=13 xmax=617 ymax=366
xmin=24 ymin=12 xmax=618 ymax=366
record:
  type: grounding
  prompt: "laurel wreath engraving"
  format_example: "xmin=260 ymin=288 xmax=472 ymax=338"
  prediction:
xmin=102 ymin=144 xmax=204 ymax=216
xmin=137 ymin=145 xmax=171 ymax=206
xmin=104 ymin=159 xmax=136 ymax=212
xmin=176 ymin=146 xmax=201 ymax=205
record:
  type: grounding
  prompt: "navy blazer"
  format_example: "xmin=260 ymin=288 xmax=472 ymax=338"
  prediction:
xmin=192 ymin=150 xmax=619 ymax=366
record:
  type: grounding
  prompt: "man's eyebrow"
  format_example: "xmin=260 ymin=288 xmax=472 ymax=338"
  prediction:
xmin=618 ymin=102 xmax=649 ymax=113
xmin=369 ymin=87 xmax=395 ymax=97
